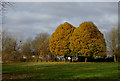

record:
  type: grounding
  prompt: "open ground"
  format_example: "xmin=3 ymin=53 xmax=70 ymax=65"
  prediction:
xmin=2 ymin=62 xmax=119 ymax=80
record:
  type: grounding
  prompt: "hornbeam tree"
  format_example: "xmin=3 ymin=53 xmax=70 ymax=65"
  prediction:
xmin=69 ymin=22 xmax=106 ymax=57
xmin=49 ymin=22 xmax=75 ymax=56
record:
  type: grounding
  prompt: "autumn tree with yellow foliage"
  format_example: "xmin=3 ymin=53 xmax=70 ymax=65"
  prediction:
xmin=49 ymin=21 xmax=106 ymax=62
xmin=69 ymin=22 xmax=106 ymax=57
xmin=49 ymin=22 xmax=75 ymax=56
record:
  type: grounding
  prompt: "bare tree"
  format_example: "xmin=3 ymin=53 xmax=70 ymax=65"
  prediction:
xmin=21 ymin=39 xmax=32 ymax=62
xmin=32 ymin=33 xmax=49 ymax=54
xmin=38 ymin=40 xmax=51 ymax=62
xmin=105 ymin=28 xmax=118 ymax=62
xmin=0 ymin=0 xmax=12 ymax=11
xmin=2 ymin=30 xmax=22 ymax=62
xmin=31 ymin=33 xmax=50 ymax=62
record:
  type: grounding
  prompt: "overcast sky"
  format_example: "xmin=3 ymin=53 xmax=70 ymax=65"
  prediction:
xmin=3 ymin=2 xmax=118 ymax=41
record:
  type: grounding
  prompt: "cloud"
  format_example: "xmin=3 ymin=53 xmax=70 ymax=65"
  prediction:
xmin=3 ymin=2 xmax=118 ymax=40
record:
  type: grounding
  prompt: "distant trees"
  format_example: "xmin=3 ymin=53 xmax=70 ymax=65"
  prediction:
xmin=2 ymin=30 xmax=22 ymax=62
xmin=38 ymin=40 xmax=51 ymax=62
xmin=105 ymin=28 xmax=118 ymax=62
xmin=2 ymin=31 xmax=55 ymax=62
xmin=2 ymin=21 xmax=115 ymax=63
xmin=31 ymin=33 xmax=50 ymax=62
xmin=32 ymin=33 xmax=49 ymax=55
xmin=21 ymin=39 xmax=32 ymax=62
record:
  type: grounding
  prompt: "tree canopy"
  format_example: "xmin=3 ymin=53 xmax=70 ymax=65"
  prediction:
xmin=32 ymin=33 xmax=49 ymax=55
xmin=49 ymin=21 xmax=106 ymax=57
xmin=49 ymin=22 xmax=75 ymax=56
xmin=69 ymin=22 xmax=106 ymax=57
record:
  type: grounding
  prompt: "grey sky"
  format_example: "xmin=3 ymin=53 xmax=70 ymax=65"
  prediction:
xmin=3 ymin=2 xmax=118 ymax=41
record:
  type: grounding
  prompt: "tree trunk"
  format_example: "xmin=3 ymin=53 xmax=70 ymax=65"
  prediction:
xmin=70 ymin=56 xmax=72 ymax=62
xmin=64 ymin=55 xmax=67 ymax=62
xmin=114 ymin=55 xmax=116 ymax=62
xmin=85 ymin=58 xmax=87 ymax=62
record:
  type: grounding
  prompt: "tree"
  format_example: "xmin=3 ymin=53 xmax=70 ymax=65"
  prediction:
xmin=38 ymin=40 xmax=51 ymax=62
xmin=2 ymin=30 xmax=22 ymax=62
xmin=49 ymin=22 xmax=75 ymax=56
xmin=31 ymin=33 xmax=50 ymax=62
xmin=0 ymin=1 xmax=12 ymax=10
xmin=32 ymin=33 xmax=49 ymax=55
xmin=69 ymin=22 xmax=106 ymax=59
xmin=105 ymin=28 xmax=118 ymax=62
xmin=21 ymin=39 xmax=32 ymax=62
xmin=117 ymin=46 xmax=120 ymax=62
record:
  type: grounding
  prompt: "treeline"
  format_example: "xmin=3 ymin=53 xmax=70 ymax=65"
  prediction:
xmin=2 ymin=30 xmax=59 ymax=62
xmin=1 ymin=22 xmax=120 ymax=62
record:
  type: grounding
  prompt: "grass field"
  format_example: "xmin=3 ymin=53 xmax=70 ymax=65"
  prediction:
xmin=2 ymin=62 xmax=119 ymax=80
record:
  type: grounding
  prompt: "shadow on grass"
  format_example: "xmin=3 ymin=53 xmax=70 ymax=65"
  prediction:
xmin=2 ymin=62 xmax=119 ymax=81
xmin=2 ymin=78 xmax=119 ymax=81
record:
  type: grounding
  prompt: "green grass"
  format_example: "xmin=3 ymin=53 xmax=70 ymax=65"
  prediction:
xmin=2 ymin=62 xmax=119 ymax=80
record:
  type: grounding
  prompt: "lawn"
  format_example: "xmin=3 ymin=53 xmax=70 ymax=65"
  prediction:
xmin=2 ymin=62 xmax=119 ymax=81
